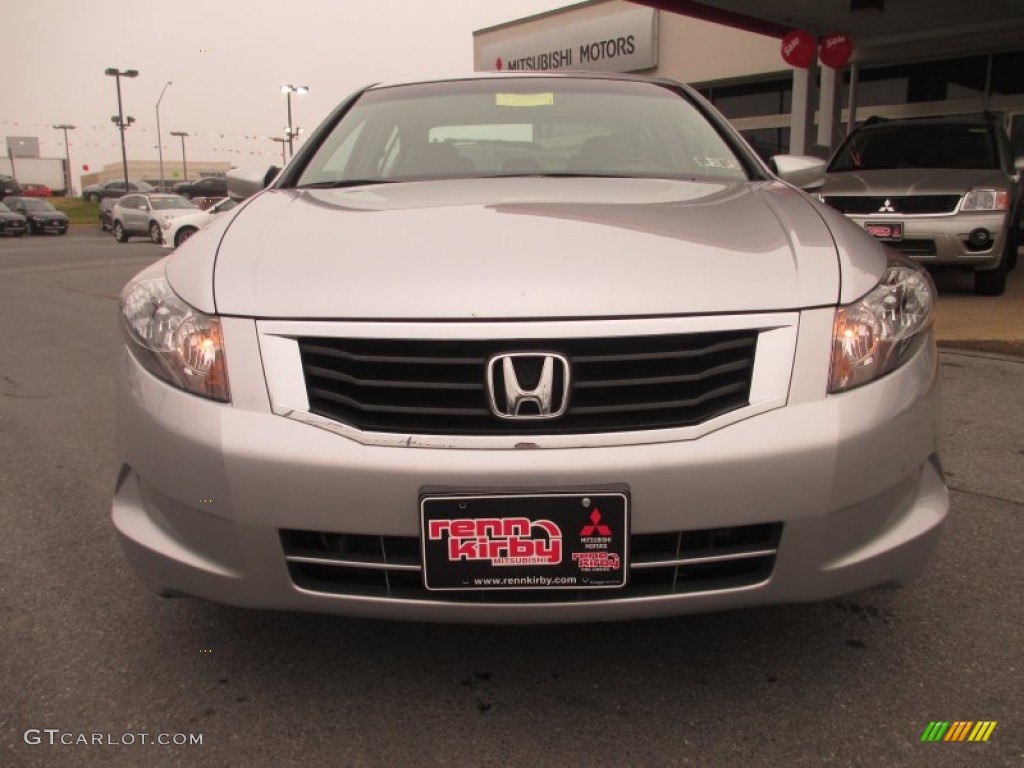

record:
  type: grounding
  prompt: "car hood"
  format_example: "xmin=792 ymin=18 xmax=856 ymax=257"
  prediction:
xmin=823 ymin=168 xmax=1009 ymax=196
xmin=28 ymin=210 xmax=67 ymax=219
xmin=173 ymin=177 xmax=880 ymax=319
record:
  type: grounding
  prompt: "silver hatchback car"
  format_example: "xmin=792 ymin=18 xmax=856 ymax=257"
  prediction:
xmin=113 ymin=73 xmax=947 ymax=623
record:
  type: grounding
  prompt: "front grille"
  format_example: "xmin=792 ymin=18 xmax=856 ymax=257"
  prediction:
xmin=280 ymin=523 xmax=782 ymax=602
xmin=823 ymin=195 xmax=960 ymax=215
xmin=297 ymin=331 xmax=758 ymax=435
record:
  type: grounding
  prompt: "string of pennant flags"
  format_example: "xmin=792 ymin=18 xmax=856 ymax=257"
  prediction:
xmin=1 ymin=120 xmax=281 ymax=142
xmin=1 ymin=120 xmax=286 ymax=158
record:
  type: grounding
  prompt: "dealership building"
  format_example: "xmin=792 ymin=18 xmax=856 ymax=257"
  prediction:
xmin=474 ymin=0 xmax=1024 ymax=160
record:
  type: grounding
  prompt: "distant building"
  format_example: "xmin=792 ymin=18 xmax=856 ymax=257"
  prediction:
xmin=475 ymin=0 xmax=1024 ymax=160
xmin=80 ymin=160 xmax=234 ymax=192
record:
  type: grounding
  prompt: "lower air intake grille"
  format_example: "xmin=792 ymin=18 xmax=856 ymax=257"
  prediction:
xmin=297 ymin=331 xmax=758 ymax=435
xmin=280 ymin=523 xmax=782 ymax=602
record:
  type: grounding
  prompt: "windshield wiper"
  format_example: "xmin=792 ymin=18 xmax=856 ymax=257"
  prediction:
xmin=295 ymin=179 xmax=397 ymax=189
xmin=480 ymin=172 xmax=627 ymax=179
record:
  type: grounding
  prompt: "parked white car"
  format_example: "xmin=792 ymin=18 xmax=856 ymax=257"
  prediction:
xmin=161 ymin=197 xmax=238 ymax=249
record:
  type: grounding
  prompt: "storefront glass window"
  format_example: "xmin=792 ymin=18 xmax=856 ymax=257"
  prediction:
xmin=991 ymin=50 xmax=1024 ymax=96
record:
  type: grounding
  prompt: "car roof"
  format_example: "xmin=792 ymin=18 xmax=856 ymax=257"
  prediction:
xmin=367 ymin=70 xmax=686 ymax=91
xmin=857 ymin=113 xmax=995 ymax=130
xmin=119 ymin=193 xmax=187 ymax=200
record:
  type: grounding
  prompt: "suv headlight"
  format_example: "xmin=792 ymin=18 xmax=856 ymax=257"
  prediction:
xmin=120 ymin=276 xmax=230 ymax=402
xmin=961 ymin=188 xmax=1008 ymax=211
xmin=829 ymin=253 xmax=935 ymax=393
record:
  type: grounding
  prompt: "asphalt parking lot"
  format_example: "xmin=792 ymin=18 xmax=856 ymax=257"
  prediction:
xmin=1 ymin=229 xmax=1022 ymax=767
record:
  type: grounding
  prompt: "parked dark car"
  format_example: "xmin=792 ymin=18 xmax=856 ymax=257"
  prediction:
xmin=81 ymin=179 xmax=155 ymax=203
xmin=0 ymin=201 xmax=27 ymax=236
xmin=2 ymin=196 xmax=68 ymax=234
xmin=99 ymin=197 xmax=117 ymax=231
xmin=172 ymin=176 xmax=228 ymax=200
xmin=0 ymin=174 xmax=21 ymax=197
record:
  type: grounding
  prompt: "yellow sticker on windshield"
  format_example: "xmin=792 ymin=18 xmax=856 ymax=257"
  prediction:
xmin=496 ymin=93 xmax=554 ymax=107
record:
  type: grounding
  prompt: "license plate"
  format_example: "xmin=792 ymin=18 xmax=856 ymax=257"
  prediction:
xmin=864 ymin=221 xmax=903 ymax=240
xmin=421 ymin=492 xmax=628 ymax=591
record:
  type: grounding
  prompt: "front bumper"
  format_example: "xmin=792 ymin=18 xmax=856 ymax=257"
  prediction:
xmin=845 ymin=211 xmax=1008 ymax=270
xmin=112 ymin=310 xmax=947 ymax=623
xmin=28 ymin=217 xmax=68 ymax=233
xmin=0 ymin=219 xmax=27 ymax=235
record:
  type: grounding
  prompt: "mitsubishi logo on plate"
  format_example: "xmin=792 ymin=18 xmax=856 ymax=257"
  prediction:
xmin=487 ymin=353 xmax=570 ymax=420
xmin=878 ymin=198 xmax=897 ymax=213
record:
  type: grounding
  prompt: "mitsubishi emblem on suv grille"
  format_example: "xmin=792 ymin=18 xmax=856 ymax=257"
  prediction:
xmin=486 ymin=353 xmax=570 ymax=420
xmin=878 ymin=199 xmax=896 ymax=212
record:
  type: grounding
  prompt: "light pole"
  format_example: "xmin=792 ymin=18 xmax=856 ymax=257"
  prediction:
xmin=52 ymin=124 xmax=76 ymax=196
xmin=170 ymin=131 xmax=189 ymax=182
xmin=156 ymin=81 xmax=172 ymax=191
xmin=271 ymin=137 xmax=288 ymax=165
xmin=284 ymin=126 xmax=303 ymax=157
xmin=105 ymin=67 xmax=139 ymax=188
xmin=280 ymin=84 xmax=309 ymax=158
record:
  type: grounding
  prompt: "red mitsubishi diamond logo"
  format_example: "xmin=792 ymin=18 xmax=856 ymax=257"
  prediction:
xmin=580 ymin=509 xmax=612 ymax=536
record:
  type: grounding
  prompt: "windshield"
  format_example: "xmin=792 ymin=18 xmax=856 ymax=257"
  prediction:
xmin=0 ymin=203 xmax=10 ymax=213
xmin=150 ymin=195 xmax=197 ymax=210
xmin=22 ymin=199 xmax=56 ymax=211
xmin=830 ymin=123 xmax=999 ymax=171
xmin=295 ymin=78 xmax=751 ymax=187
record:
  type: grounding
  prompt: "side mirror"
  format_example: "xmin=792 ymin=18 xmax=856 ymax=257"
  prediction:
xmin=227 ymin=165 xmax=281 ymax=200
xmin=771 ymin=154 xmax=827 ymax=191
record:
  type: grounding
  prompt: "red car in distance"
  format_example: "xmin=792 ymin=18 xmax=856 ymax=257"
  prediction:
xmin=20 ymin=183 xmax=53 ymax=197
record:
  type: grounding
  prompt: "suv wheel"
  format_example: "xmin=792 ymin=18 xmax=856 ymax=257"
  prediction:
xmin=1005 ymin=217 xmax=1020 ymax=272
xmin=149 ymin=221 xmax=163 ymax=244
xmin=87 ymin=192 xmax=100 ymax=203
xmin=974 ymin=261 xmax=1007 ymax=296
xmin=113 ymin=221 xmax=127 ymax=243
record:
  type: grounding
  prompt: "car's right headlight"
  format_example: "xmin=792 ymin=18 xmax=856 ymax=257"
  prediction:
xmin=829 ymin=252 xmax=935 ymax=393
xmin=961 ymin=187 xmax=1008 ymax=211
xmin=120 ymin=276 xmax=230 ymax=402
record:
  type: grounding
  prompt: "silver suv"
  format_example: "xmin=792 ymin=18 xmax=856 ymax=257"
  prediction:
xmin=821 ymin=114 xmax=1023 ymax=295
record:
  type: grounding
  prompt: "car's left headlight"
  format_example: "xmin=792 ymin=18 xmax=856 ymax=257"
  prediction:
xmin=961 ymin=188 xmax=1009 ymax=211
xmin=829 ymin=252 xmax=935 ymax=393
xmin=120 ymin=276 xmax=230 ymax=402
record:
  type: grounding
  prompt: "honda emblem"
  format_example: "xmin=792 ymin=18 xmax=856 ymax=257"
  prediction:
xmin=486 ymin=353 xmax=570 ymax=420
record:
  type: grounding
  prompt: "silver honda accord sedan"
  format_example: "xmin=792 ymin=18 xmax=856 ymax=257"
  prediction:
xmin=113 ymin=73 xmax=948 ymax=623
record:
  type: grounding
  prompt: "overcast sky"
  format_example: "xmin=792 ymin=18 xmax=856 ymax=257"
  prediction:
xmin=2 ymin=0 xmax=566 ymax=181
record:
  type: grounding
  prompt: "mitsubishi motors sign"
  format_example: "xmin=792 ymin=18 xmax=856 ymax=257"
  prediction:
xmin=477 ymin=7 xmax=658 ymax=74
